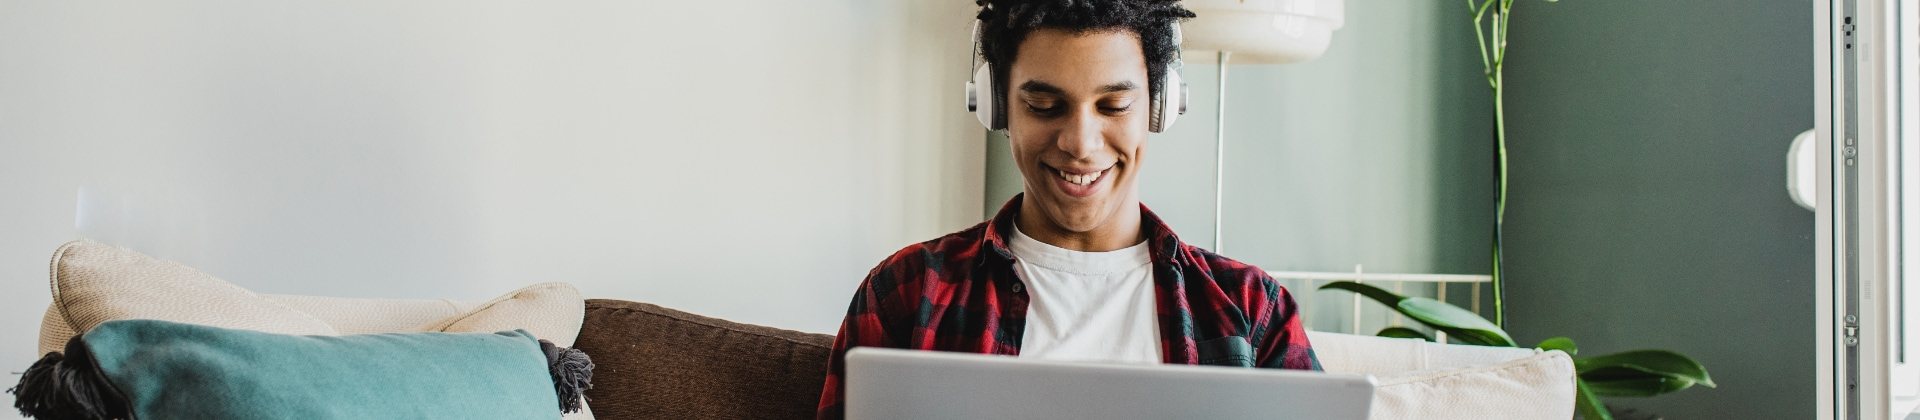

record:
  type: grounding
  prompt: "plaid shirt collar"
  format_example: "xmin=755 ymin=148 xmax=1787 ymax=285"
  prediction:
xmin=818 ymin=193 xmax=1320 ymax=420
xmin=976 ymin=193 xmax=1184 ymax=268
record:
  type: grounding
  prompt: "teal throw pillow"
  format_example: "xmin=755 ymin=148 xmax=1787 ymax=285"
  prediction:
xmin=9 ymin=319 xmax=592 ymax=420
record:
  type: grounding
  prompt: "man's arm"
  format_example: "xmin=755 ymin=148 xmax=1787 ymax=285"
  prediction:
xmin=1253 ymin=275 xmax=1320 ymax=371
xmin=816 ymin=251 xmax=917 ymax=420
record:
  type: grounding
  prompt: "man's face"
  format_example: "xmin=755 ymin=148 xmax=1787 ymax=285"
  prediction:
xmin=1007 ymin=28 xmax=1150 ymax=234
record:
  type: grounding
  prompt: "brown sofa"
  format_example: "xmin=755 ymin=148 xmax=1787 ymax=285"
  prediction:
xmin=575 ymin=299 xmax=834 ymax=420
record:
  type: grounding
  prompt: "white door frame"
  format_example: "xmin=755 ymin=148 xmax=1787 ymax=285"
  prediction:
xmin=1820 ymin=0 xmax=1903 ymax=418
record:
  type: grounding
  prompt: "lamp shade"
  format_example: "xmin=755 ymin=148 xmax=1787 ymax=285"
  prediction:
xmin=1181 ymin=0 xmax=1345 ymax=64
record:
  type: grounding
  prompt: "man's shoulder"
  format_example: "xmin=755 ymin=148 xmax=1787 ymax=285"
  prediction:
xmin=884 ymin=219 xmax=991 ymax=262
xmin=866 ymin=219 xmax=996 ymax=284
xmin=1177 ymin=243 xmax=1278 ymax=289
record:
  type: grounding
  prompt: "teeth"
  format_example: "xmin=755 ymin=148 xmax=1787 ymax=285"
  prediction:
xmin=1059 ymin=170 xmax=1101 ymax=186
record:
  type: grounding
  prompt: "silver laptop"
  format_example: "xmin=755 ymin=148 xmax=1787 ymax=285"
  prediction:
xmin=845 ymin=347 xmax=1376 ymax=420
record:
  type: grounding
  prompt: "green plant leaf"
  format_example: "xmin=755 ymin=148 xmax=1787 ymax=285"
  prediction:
xmin=1575 ymin=379 xmax=1612 ymax=420
xmin=1318 ymin=281 xmax=1516 ymax=347
xmin=1319 ymin=281 xmax=1405 ymax=306
xmin=1575 ymin=349 xmax=1715 ymax=389
xmin=1536 ymin=337 xmax=1578 ymax=355
xmin=1581 ymin=369 xmax=1698 ymax=397
xmin=1376 ymin=326 xmax=1432 ymax=341
xmin=1396 ymin=297 xmax=1515 ymax=347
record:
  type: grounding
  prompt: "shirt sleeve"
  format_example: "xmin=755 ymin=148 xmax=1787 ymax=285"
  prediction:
xmin=1254 ymin=276 xmax=1321 ymax=371
xmin=816 ymin=255 xmax=910 ymax=420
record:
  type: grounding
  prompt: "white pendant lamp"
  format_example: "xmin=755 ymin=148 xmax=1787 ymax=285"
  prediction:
xmin=1183 ymin=0 xmax=1346 ymax=64
xmin=1179 ymin=0 xmax=1345 ymax=251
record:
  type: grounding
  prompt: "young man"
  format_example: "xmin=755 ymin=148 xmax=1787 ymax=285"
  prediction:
xmin=817 ymin=1 xmax=1317 ymax=418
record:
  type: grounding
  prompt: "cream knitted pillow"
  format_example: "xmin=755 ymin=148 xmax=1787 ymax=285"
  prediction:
xmin=40 ymin=238 xmax=337 ymax=354
xmin=36 ymin=239 xmax=596 ymax=420
xmin=38 ymin=239 xmax=587 ymax=352
xmin=264 ymin=294 xmax=479 ymax=336
xmin=412 ymin=282 xmax=586 ymax=347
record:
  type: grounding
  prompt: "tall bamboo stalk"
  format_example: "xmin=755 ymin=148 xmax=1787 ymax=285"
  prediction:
xmin=1469 ymin=0 xmax=1515 ymax=328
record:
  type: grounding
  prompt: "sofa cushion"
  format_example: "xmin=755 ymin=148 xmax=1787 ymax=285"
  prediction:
xmin=37 ymin=239 xmax=589 ymax=353
xmin=264 ymin=294 xmax=478 ymax=336
xmin=574 ymin=299 xmax=833 ymax=420
xmin=260 ymin=295 xmax=605 ymax=418
xmin=412 ymin=282 xmax=586 ymax=347
xmin=1370 ymin=350 xmax=1576 ymax=420
xmin=1306 ymin=331 xmax=1540 ymax=374
xmin=1307 ymin=331 xmax=1576 ymax=420
xmin=20 ymin=319 xmax=572 ymax=420
xmin=41 ymin=239 xmax=336 ymax=355
xmin=34 ymin=239 xmax=597 ymax=418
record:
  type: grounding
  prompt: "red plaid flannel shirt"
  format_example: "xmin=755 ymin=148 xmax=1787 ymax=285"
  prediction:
xmin=816 ymin=194 xmax=1320 ymax=419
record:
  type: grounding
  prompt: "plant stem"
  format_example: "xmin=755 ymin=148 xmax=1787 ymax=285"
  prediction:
xmin=1492 ymin=63 xmax=1507 ymax=329
xmin=1469 ymin=0 xmax=1510 ymax=329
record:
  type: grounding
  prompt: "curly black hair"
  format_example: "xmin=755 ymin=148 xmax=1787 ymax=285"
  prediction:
xmin=975 ymin=0 xmax=1195 ymax=110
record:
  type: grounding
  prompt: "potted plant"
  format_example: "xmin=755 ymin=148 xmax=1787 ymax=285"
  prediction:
xmin=1320 ymin=2 xmax=1715 ymax=419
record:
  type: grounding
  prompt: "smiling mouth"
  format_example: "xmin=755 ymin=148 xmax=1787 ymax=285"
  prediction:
xmin=1049 ymin=165 xmax=1113 ymax=195
xmin=1056 ymin=167 xmax=1105 ymax=186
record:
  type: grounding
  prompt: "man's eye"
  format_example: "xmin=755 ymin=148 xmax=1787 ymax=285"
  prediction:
xmin=1027 ymin=104 xmax=1062 ymax=116
xmin=1100 ymin=106 xmax=1131 ymax=113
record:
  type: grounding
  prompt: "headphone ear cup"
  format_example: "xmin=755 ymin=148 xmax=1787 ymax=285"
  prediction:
xmin=1149 ymin=90 xmax=1165 ymax=133
xmin=972 ymin=65 xmax=1001 ymax=130
xmin=1174 ymin=69 xmax=1188 ymax=116
xmin=1150 ymin=68 xmax=1185 ymax=133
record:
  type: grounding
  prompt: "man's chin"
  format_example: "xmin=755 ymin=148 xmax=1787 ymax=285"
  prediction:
xmin=1039 ymin=202 xmax=1115 ymax=233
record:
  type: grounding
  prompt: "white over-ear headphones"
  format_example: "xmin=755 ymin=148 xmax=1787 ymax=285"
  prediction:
xmin=965 ymin=21 xmax=1188 ymax=133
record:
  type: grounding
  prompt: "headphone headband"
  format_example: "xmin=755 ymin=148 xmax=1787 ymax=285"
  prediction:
xmin=966 ymin=20 xmax=1187 ymax=133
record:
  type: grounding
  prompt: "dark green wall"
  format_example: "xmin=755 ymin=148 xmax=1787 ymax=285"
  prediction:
xmin=1503 ymin=1 xmax=1815 ymax=418
xmin=981 ymin=1 xmax=1815 ymax=415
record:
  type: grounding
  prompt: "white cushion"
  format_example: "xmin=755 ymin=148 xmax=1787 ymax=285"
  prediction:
xmin=265 ymin=294 xmax=479 ymax=336
xmin=1370 ymin=351 xmax=1576 ymax=420
xmin=1307 ymin=331 xmax=1576 ymax=420
xmin=1307 ymin=330 xmax=1540 ymax=373
xmin=412 ymin=282 xmax=586 ymax=347
xmin=41 ymin=238 xmax=336 ymax=355
xmin=35 ymin=238 xmax=596 ymax=419
xmin=37 ymin=303 xmax=76 ymax=356
xmin=39 ymin=238 xmax=586 ymax=346
xmin=263 ymin=282 xmax=586 ymax=347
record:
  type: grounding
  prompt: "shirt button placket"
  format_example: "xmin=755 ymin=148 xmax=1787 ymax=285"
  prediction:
xmin=1011 ymin=282 xmax=1024 ymax=293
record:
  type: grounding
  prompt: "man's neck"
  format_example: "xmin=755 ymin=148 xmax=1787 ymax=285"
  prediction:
xmin=1013 ymin=197 xmax=1144 ymax=253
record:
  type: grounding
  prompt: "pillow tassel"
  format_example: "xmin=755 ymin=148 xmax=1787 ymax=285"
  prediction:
xmin=8 ymin=337 xmax=130 ymax=420
xmin=539 ymin=339 xmax=594 ymax=414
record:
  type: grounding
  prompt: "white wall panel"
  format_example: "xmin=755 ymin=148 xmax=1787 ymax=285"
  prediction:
xmin=0 ymin=0 xmax=984 ymax=393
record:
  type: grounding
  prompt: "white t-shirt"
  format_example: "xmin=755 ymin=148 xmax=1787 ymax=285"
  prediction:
xmin=1009 ymin=225 xmax=1163 ymax=364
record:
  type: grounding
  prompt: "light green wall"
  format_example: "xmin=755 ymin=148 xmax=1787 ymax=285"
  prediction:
xmin=1501 ymin=1 xmax=1815 ymax=418
xmin=983 ymin=0 xmax=1495 ymax=334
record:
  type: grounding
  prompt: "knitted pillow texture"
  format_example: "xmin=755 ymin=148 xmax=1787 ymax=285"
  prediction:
xmin=413 ymin=282 xmax=586 ymax=348
xmin=39 ymin=239 xmax=586 ymax=353
xmin=40 ymin=239 xmax=336 ymax=356
xmin=33 ymin=239 xmax=596 ymax=419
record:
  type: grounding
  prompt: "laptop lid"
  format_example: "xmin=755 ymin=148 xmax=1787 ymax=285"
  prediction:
xmin=845 ymin=347 xmax=1375 ymax=420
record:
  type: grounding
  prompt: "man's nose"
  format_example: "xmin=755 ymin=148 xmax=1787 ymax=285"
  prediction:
xmin=1055 ymin=109 xmax=1103 ymax=158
